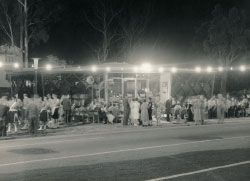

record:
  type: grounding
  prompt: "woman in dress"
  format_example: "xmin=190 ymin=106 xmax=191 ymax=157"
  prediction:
xmin=38 ymin=103 xmax=49 ymax=131
xmin=130 ymin=98 xmax=140 ymax=126
xmin=217 ymin=94 xmax=226 ymax=124
xmin=141 ymin=99 xmax=149 ymax=126
xmin=193 ymin=96 xmax=204 ymax=125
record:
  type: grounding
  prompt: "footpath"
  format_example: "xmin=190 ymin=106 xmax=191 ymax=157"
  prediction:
xmin=2 ymin=117 xmax=250 ymax=140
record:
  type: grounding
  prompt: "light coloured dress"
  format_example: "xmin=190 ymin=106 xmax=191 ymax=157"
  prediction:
xmin=130 ymin=101 xmax=140 ymax=125
xmin=141 ymin=102 xmax=149 ymax=126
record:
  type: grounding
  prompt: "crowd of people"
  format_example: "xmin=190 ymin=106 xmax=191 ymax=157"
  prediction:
xmin=0 ymin=94 xmax=67 ymax=136
xmin=167 ymin=94 xmax=250 ymax=125
xmin=0 ymin=92 xmax=249 ymax=137
xmin=0 ymin=93 xmax=158 ymax=136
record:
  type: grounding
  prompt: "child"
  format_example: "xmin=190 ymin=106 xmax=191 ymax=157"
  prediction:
xmin=106 ymin=110 xmax=115 ymax=124
xmin=38 ymin=104 xmax=49 ymax=131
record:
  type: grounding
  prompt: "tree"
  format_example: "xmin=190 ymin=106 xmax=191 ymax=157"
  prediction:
xmin=83 ymin=0 xmax=122 ymax=63
xmin=17 ymin=0 xmax=62 ymax=67
xmin=199 ymin=5 xmax=250 ymax=94
xmin=42 ymin=55 xmax=67 ymax=67
xmin=0 ymin=0 xmax=20 ymax=46
xmin=118 ymin=2 xmax=153 ymax=62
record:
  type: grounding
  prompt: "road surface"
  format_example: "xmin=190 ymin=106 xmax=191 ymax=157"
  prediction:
xmin=0 ymin=122 xmax=250 ymax=181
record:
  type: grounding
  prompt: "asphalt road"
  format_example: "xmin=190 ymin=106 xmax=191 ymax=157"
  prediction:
xmin=0 ymin=122 xmax=250 ymax=181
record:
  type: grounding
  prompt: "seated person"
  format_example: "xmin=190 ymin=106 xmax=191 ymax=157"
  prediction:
xmin=180 ymin=105 xmax=187 ymax=120
xmin=108 ymin=104 xmax=120 ymax=123
xmin=99 ymin=104 xmax=107 ymax=124
xmin=173 ymin=103 xmax=182 ymax=119
xmin=106 ymin=110 xmax=115 ymax=124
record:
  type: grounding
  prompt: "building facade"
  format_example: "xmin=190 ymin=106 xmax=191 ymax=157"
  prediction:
xmin=0 ymin=45 xmax=23 ymax=95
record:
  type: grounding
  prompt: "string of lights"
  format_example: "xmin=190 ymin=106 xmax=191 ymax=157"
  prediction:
xmin=0 ymin=62 xmax=248 ymax=74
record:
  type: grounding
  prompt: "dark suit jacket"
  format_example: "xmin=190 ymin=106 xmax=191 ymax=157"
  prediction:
xmin=62 ymin=98 xmax=71 ymax=111
xmin=165 ymin=99 xmax=172 ymax=112
xmin=0 ymin=105 xmax=9 ymax=118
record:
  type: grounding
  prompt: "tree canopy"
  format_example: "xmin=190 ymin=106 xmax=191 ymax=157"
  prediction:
xmin=196 ymin=4 xmax=250 ymax=94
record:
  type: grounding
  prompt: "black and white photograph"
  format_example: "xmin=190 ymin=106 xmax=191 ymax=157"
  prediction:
xmin=0 ymin=0 xmax=250 ymax=180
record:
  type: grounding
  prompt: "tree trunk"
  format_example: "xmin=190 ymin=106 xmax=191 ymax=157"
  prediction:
xmin=220 ymin=71 xmax=228 ymax=96
xmin=211 ymin=73 xmax=215 ymax=97
xmin=102 ymin=31 xmax=108 ymax=62
xmin=24 ymin=0 xmax=28 ymax=68
xmin=19 ymin=3 xmax=24 ymax=64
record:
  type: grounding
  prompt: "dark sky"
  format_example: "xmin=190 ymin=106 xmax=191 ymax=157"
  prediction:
xmin=31 ymin=0 xmax=250 ymax=65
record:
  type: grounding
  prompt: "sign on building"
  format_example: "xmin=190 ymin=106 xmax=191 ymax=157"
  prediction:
xmin=160 ymin=72 xmax=171 ymax=102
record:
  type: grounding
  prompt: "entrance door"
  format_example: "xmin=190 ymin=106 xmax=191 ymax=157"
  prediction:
xmin=124 ymin=79 xmax=136 ymax=98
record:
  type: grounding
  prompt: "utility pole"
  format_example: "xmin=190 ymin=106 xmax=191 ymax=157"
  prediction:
xmin=24 ymin=0 xmax=28 ymax=68
xmin=33 ymin=58 xmax=40 ymax=95
xmin=17 ymin=0 xmax=28 ymax=67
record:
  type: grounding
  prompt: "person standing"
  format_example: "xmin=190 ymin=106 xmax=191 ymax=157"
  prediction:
xmin=204 ymin=98 xmax=209 ymax=122
xmin=148 ymin=97 xmax=153 ymax=125
xmin=208 ymin=96 xmax=216 ymax=119
xmin=141 ymin=99 xmax=149 ymax=126
xmin=130 ymin=98 xmax=140 ymax=126
xmin=165 ymin=97 xmax=172 ymax=122
xmin=226 ymin=96 xmax=232 ymax=118
xmin=0 ymin=102 xmax=9 ymax=136
xmin=217 ymin=94 xmax=226 ymax=124
xmin=99 ymin=103 xmax=108 ymax=124
xmin=21 ymin=94 xmax=30 ymax=130
xmin=50 ymin=94 xmax=60 ymax=128
xmin=61 ymin=94 xmax=71 ymax=124
xmin=7 ymin=99 xmax=21 ymax=133
xmin=193 ymin=96 xmax=205 ymax=125
xmin=186 ymin=99 xmax=193 ymax=122
xmin=38 ymin=103 xmax=49 ymax=131
xmin=123 ymin=97 xmax=130 ymax=126
xmin=230 ymin=98 xmax=237 ymax=118
xmin=241 ymin=96 xmax=248 ymax=117
xmin=27 ymin=97 xmax=39 ymax=134
xmin=193 ymin=97 xmax=200 ymax=125
xmin=200 ymin=95 xmax=206 ymax=125
xmin=154 ymin=96 xmax=162 ymax=125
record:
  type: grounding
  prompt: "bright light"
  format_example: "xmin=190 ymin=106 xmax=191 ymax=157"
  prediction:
xmin=91 ymin=66 xmax=97 ymax=72
xmin=230 ymin=67 xmax=233 ymax=71
xmin=141 ymin=63 xmax=152 ymax=72
xmin=133 ymin=66 xmax=138 ymax=72
xmin=206 ymin=66 xmax=212 ymax=73
xmin=45 ymin=64 xmax=52 ymax=70
xmin=13 ymin=63 xmax=19 ymax=69
xmin=121 ymin=67 xmax=124 ymax=71
xmin=158 ymin=67 xmax=164 ymax=73
xmin=195 ymin=66 xmax=201 ymax=73
xmin=171 ymin=67 xmax=177 ymax=73
xmin=142 ymin=63 xmax=151 ymax=67
xmin=105 ymin=67 xmax=111 ymax=72
xmin=240 ymin=65 xmax=246 ymax=72
xmin=218 ymin=66 xmax=223 ymax=72
xmin=0 ymin=62 xmax=3 ymax=68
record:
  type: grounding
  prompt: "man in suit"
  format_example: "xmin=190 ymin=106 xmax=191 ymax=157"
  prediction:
xmin=0 ymin=103 xmax=9 ymax=136
xmin=61 ymin=94 xmax=71 ymax=124
xmin=165 ymin=97 xmax=172 ymax=122
xmin=27 ymin=97 xmax=39 ymax=134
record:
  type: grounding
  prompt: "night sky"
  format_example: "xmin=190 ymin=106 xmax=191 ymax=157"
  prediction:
xmin=31 ymin=0 xmax=250 ymax=65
